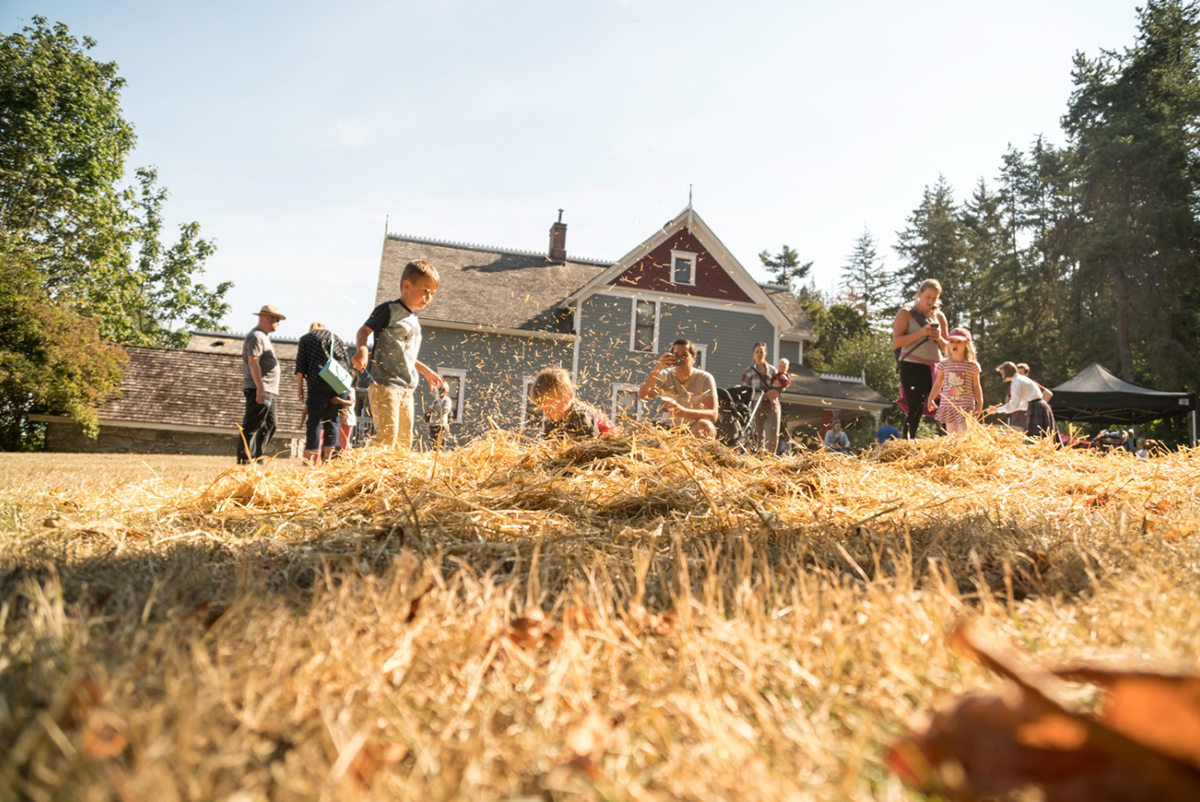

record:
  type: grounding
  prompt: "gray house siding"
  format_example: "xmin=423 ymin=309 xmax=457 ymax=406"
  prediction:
xmin=414 ymin=326 xmax=573 ymax=442
xmin=574 ymin=292 xmax=775 ymax=420
xmin=778 ymin=340 xmax=801 ymax=368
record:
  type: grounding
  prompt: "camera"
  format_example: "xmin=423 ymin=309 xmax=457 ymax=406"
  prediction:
xmin=663 ymin=353 xmax=680 ymax=366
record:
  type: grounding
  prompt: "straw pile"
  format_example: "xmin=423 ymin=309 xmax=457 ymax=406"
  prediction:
xmin=1 ymin=424 xmax=1197 ymax=800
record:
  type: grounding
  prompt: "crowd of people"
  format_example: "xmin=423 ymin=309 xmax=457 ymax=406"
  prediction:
xmin=234 ymin=264 xmax=1151 ymax=465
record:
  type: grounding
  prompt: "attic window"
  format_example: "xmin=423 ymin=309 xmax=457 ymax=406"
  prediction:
xmin=210 ymin=341 xmax=226 ymax=348
xmin=670 ymin=250 xmax=696 ymax=286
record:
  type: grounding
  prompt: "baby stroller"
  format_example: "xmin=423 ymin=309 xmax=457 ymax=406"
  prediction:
xmin=716 ymin=385 xmax=764 ymax=449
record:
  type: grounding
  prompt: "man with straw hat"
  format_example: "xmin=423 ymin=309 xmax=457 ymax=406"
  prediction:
xmin=238 ymin=304 xmax=286 ymax=464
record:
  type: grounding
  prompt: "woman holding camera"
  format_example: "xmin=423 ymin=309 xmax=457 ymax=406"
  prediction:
xmin=892 ymin=279 xmax=948 ymax=439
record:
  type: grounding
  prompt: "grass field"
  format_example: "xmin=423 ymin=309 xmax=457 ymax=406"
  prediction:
xmin=1 ymin=427 xmax=1198 ymax=801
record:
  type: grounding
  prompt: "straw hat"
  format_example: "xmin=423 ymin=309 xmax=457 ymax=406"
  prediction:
xmin=252 ymin=304 xmax=287 ymax=320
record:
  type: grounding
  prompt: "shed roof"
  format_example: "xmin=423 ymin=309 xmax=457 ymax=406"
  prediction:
xmin=782 ymin=365 xmax=891 ymax=407
xmin=97 ymin=345 xmax=304 ymax=434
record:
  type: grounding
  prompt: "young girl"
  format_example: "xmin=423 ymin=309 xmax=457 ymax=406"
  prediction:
xmin=927 ymin=328 xmax=983 ymax=435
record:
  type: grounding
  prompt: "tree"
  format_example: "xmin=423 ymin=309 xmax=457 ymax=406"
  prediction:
xmin=0 ymin=17 xmax=233 ymax=446
xmin=0 ymin=17 xmax=231 ymax=346
xmin=826 ymin=331 xmax=900 ymax=403
xmin=1064 ymin=0 xmax=1200 ymax=386
xmin=0 ymin=16 xmax=133 ymax=296
xmin=0 ymin=254 xmax=126 ymax=450
xmin=894 ymin=176 xmax=969 ymax=324
xmin=758 ymin=245 xmax=813 ymax=289
xmin=839 ymin=227 xmax=897 ymax=324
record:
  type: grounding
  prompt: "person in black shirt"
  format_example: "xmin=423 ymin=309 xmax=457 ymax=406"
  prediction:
xmin=294 ymin=322 xmax=352 ymax=464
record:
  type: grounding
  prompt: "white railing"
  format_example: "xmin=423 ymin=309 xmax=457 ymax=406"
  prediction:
xmin=819 ymin=371 xmax=867 ymax=384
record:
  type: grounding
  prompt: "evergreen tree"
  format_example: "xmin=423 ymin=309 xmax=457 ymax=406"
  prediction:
xmin=894 ymin=176 xmax=969 ymax=323
xmin=758 ymin=245 xmax=813 ymax=289
xmin=1064 ymin=0 xmax=1200 ymax=386
xmin=839 ymin=227 xmax=897 ymax=324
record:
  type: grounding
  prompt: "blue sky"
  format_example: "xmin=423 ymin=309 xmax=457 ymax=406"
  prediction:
xmin=5 ymin=0 xmax=1146 ymax=341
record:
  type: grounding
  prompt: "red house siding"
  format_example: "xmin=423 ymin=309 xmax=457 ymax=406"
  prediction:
xmin=607 ymin=230 xmax=754 ymax=303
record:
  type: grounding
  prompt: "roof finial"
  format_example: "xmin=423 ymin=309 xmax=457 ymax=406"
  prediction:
xmin=688 ymin=184 xmax=693 ymax=208
xmin=687 ymin=185 xmax=694 ymax=229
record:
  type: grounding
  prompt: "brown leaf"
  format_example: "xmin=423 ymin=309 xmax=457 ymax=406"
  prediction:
xmin=43 ymin=514 xmax=70 ymax=528
xmin=349 ymin=741 xmax=410 ymax=787
xmin=506 ymin=606 xmax=562 ymax=650
xmin=888 ymin=624 xmax=1200 ymax=801
xmin=1165 ymin=523 xmax=1197 ymax=542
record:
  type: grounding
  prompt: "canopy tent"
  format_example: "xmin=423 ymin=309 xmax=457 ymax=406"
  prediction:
xmin=1049 ymin=363 xmax=1197 ymax=441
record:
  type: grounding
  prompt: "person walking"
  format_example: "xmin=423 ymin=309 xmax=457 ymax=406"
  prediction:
xmin=238 ymin=304 xmax=285 ymax=464
xmin=294 ymin=321 xmax=352 ymax=464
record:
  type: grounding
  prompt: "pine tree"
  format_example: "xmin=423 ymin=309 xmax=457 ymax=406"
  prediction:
xmin=894 ymin=176 xmax=968 ymax=323
xmin=1064 ymin=0 xmax=1200 ymax=386
xmin=839 ymin=227 xmax=897 ymax=324
xmin=757 ymin=245 xmax=813 ymax=289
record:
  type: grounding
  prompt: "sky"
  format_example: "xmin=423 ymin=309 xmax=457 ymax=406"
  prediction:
xmin=4 ymin=0 xmax=1149 ymax=342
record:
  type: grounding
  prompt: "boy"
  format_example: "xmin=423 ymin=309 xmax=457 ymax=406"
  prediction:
xmin=530 ymin=367 xmax=615 ymax=438
xmin=351 ymin=260 xmax=445 ymax=449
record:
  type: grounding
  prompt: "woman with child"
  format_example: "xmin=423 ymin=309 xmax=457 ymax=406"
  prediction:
xmin=892 ymin=279 xmax=948 ymax=439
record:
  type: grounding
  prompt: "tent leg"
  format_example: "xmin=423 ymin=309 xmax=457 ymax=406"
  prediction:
xmin=1190 ymin=408 xmax=1197 ymax=448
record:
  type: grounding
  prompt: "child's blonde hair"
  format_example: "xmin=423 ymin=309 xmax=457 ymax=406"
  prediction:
xmin=948 ymin=327 xmax=978 ymax=364
xmin=530 ymin=367 xmax=574 ymax=405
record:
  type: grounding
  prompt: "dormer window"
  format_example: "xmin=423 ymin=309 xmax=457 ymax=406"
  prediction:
xmin=670 ymin=250 xmax=696 ymax=286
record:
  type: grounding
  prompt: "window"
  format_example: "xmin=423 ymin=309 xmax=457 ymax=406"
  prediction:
xmin=670 ymin=250 xmax=696 ymax=285
xmin=630 ymin=298 xmax=659 ymax=353
xmin=437 ymin=369 xmax=466 ymax=423
xmin=692 ymin=343 xmax=707 ymax=371
xmin=519 ymin=376 xmax=541 ymax=430
xmin=612 ymin=384 xmax=644 ymax=422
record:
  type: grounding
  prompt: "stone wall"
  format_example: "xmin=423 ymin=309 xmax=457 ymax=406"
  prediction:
xmin=45 ymin=422 xmax=301 ymax=458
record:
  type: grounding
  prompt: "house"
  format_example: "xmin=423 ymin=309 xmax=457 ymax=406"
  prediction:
xmin=35 ymin=341 xmax=306 ymax=456
xmin=378 ymin=206 xmax=890 ymax=442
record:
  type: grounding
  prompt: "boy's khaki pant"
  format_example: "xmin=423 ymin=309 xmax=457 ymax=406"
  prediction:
xmin=369 ymin=385 xmax=414 ymax=449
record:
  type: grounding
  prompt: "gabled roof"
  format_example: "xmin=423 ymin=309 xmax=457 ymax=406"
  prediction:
xmin=378 ymin=234 xmax=609 ymax=335
xmin=96 ymin=345 xmax=304 ymax=434
xmin=561 ymin=206 xmax=793 ymax=333
xmin=760 ymin=284 xmax=816 ymax=342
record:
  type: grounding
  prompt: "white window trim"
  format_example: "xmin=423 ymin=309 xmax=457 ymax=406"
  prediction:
xmin=692 ymin=343 xmax=707 ymax=371
xmin=629 ymin=297 xmax=660 ymax=353
xmin=519 ymin=376 xmax=537 ymax=429
xmin=612 ymin=383 xmax=644 ymax=422
xmin=669 ymin=250 xmax=697 ymax=286
xmin=437 ymin=368 xmax=467 ymax=422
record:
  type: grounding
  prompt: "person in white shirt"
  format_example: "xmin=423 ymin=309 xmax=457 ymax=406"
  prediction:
xmin=987 ymin=361 xmax=1056 ymax=438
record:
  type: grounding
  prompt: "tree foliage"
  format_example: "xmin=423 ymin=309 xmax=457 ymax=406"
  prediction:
xmin=839 ymin=227 xmax=897 ymax=324
xmin=0 ymin=17 xmax=232 ymax=446
xmin=0 ymin=16 xmax=230 ymax=349
xmin=0 ymin=253 xmax=126 ymax=450
xmin=758 ymin=245 xmax=812 ymax=289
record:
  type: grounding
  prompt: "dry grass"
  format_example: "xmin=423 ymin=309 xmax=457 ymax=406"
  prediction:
xmin=1 ymin=424 xmax=1198 ymax=801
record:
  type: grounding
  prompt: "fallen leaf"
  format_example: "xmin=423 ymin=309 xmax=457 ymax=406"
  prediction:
xmin=888 ymin=623 xmax=1200 ymax=801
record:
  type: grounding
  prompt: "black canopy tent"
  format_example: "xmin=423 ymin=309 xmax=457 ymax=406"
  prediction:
xmin=1048 ymin=362 xmax=1197 ymax=443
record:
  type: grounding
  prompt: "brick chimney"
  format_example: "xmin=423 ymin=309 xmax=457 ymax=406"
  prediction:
xmin=549 ymin=209 xmax=567 ymax=263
